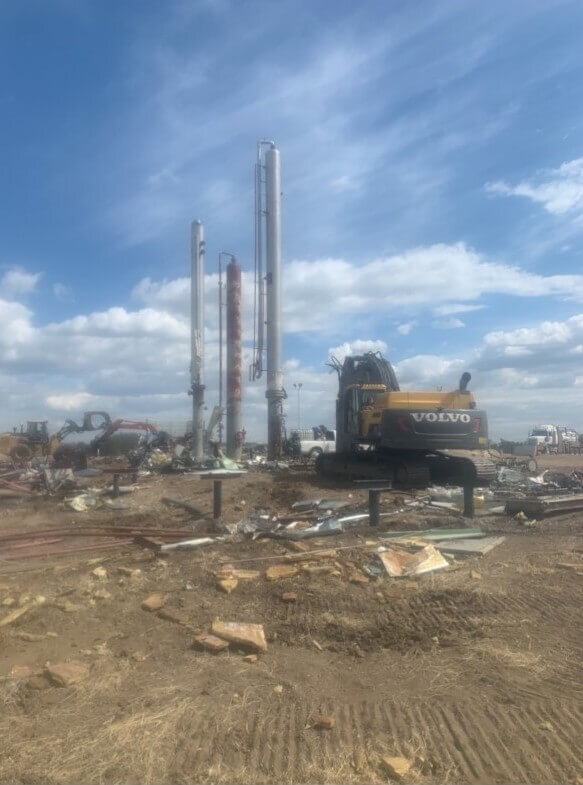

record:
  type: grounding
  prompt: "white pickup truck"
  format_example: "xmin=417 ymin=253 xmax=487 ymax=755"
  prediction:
xmin=290 ymin=427 xmax=336 ymax=460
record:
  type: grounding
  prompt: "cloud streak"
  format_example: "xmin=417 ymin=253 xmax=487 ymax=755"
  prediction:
xmin=487 ymin=158 xmax=583 ymax=218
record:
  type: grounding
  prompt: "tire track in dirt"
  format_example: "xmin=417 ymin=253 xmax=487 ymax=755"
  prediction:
xmin=201 ymin=698 xmax=583 ymax=784
xmin=277 ymin=589 xmax=499 ymax=651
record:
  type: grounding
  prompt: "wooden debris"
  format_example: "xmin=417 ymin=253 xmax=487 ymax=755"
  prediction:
xmin=211 ymin=620 xmax=267 ymax=652
xmin=12 ymin=631 xmax=46 ymax=642
xmin=556 ymin=562 xmax=583 ymax=572
xmin=92 ymin=589 xmax=113 ymax=600
xmin=381 ymin=756 xmax=412 ymax=781
xmin=157 ymin=607 xmax=189 ymax=626
xmin=54 ymin=600 xmax=83 ymax=613
xmin=286 ymin=541 xmax=310 ymax=553
xmin=243 ymin=654 xmax=258 ymax=663
xmin=348 ymin=572 xmax=370 ymax=585
xmin=0 ymin=600 xmax=40 ymax=628
xmin=10 ymin=664 xmax=36 ymax=678
xmin=141 ymin=593 xmax=168 ymax=612
xmin=217 ymin=577 xmax=239 ymax=594
xmin=313 ymin=714 xmax=335 ymax=730
xmin=302 ymin=564 xmax=337 ymax=576
xmin=265 ymin=564 xmax=299 ymax=581
xmin=286 ymin=549 xmax=338 ymax=563
xmin=192 ymin=633 xmax=230 ymax=653
xmin=217 ymin=567 xmax=260 ymax=580
xmin=281 ymin=592 xmax=297 ymax=603
xmin=45 ymin=660 xmax=90 ymax=687
xmin=117 ymin=567 xmax=142 ymax=579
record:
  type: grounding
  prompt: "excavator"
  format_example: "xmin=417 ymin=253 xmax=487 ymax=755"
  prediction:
xmin=316 ymin=352 xmax=496 ymax=513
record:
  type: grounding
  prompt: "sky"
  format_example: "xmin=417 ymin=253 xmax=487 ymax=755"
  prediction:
xmin=1 ymin=0 xmax=583 ymax=441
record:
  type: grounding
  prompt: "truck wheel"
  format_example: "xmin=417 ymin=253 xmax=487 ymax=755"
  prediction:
xmin=309 ymin=447 xmax=323 ymax=462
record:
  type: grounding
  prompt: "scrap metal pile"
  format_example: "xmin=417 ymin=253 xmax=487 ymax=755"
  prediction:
xmin=490 ymin=466 xmax=583 ymax=519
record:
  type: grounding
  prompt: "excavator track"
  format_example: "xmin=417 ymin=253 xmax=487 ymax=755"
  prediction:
xmin=316 ymin=451 xmax=429 ymax=489
xmin=316 ymin=448 xmax=496 ymax=489
xmin=429 ymin=449 xmax=497 ymax=486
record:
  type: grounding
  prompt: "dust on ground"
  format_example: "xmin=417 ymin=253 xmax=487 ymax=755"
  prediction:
xmin=0 ymin=456 xmax=582 ymax=785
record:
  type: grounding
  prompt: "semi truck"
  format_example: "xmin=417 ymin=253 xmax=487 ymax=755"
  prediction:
xmin=527 ymin=424 xmax=580 ymax=453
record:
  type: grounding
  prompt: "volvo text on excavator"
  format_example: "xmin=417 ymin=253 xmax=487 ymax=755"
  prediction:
xmin=316 ymin=353 xmax=496 ymax=512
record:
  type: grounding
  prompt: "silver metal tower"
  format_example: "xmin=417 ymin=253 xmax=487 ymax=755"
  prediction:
xmin=190 ymin=220 xmax=205 ymax=460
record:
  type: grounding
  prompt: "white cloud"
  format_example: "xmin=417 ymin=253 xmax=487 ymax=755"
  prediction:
xmin=486 ymin=158 xmax=583 ymax=217
xmin=0 ymin=268 xmax=41 ymax=297
xmin=53 ymin=282 xmax=74 ymax=302
xmin=0 ymin=299 xmax=35 ymax=348
xmin=46 ymin=392 xmax=99 ymax=411
xmin=502 ymin=345 xmax=533 ymax=357
xmin=47 ymin=306 xmax=188 ymax=339
xmin=284 ymin=243 xmax=583 ymax=332
xmin=133 ymin=242 xmax=583 ymax=340
xmin=395 ymin=355 xmax=465 ymax=386
xmin=484 ymin=317 xmax=581 ymax=347
xmin=328 ymin=339 xmax=388 ymax=362
xmin=330 ymin=175 xmax=358 ymax=193
xmin=432 ymin=317 xmax=465 ymax=329
xmin=433 ymin=303 xmax=484 ymax=316
xmin=397 ymin=321 xmax=417 ymax=335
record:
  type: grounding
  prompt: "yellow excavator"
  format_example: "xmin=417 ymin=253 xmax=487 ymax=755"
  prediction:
xmin=316 ymin=352 xmax=495 ymax=511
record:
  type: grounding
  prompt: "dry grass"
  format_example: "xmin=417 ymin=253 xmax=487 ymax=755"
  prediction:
xmin=0 ymin=670 xmax=192 ymax=784
xmin=467 ymin=640 xmax=547 ymax=674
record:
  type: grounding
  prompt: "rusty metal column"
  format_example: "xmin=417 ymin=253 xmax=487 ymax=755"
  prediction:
xmin=226 ymin=258 xmax=243 ymax=460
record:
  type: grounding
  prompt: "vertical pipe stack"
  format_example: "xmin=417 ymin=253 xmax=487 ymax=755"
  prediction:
xmin=226 ymin=258 xmax=243 ymax=460
xmin=190 ymin=220 xmax=205 ymax=460
xmin=265 ymin=144 xmax=284 ymax=460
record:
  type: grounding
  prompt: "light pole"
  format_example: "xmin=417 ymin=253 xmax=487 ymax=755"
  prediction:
xmin=293 ymin=382 xmax=303 ymax=430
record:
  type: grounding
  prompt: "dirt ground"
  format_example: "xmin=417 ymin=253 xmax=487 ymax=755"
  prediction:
xmin=0 ymin=457 xmax=582 ymax=785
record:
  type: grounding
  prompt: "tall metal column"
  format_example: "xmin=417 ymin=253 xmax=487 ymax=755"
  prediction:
xmin=265 ymin=144 xmax=284 ymax=460
xmin=190 ymin=220 xmax=205 ymax=460
xmin=226 ymin=258 xmax=243 ymax=460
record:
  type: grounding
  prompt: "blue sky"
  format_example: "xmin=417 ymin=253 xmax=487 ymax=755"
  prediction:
xmin=1 ymin=0 xmax=583 ymax=440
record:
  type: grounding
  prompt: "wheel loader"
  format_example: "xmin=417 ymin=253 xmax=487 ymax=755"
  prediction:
xmin=0 ymin=421 xmax=56 ymax=462
xmin=316 ymin=353 xmax=496 ymax=509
